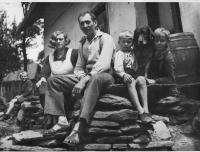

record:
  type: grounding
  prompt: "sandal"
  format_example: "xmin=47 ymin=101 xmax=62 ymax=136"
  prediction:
xmin=43 ymin=123 xmax=69 ymax=137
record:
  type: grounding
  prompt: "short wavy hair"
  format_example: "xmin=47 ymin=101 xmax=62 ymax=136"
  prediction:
xmin=48 ymin=31 xmax=71 ymax=49
xmin=154 ymin=27 xmax=170 ymax=42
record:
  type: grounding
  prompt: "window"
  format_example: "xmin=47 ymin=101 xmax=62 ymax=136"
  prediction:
xmin=92 ymin=3 xmax=109 ymax=34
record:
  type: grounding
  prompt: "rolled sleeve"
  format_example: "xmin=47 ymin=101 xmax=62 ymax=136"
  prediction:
xmin=114 ymin=50 xmax=126 ymax=78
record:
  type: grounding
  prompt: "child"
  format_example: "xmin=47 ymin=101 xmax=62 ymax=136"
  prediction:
xmin=114 ymin=30 xmax=153 ymax=123
xmin=146 ymin=27 xmax=179 ymax=99
xmin=0 ymin=71 xmax=34 ymax=121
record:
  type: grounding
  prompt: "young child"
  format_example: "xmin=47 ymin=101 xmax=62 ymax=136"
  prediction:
xmin=114 ymin=30 xmax=153 ymax=123
xmin=146 ymin=27 xmax=179 ymax=99
xmin=0 ymin=71 xmax=34 ymax=121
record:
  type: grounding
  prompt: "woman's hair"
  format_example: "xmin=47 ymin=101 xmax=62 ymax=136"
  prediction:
xmin=154 ymin=27 xmax=170 ymax=42
xmin=48 ymin=31 xmax=71 ymax=49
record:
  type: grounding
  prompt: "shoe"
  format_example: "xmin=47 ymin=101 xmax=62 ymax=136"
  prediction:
xmin=0 ymin=114 xmax=10 ymax=121
xmin=133 ymin=134 xmax=151 ymax=144
xmin=43 ymin=123 xmax=69 ymax=137
xmin=139 ymin=113 xmax=154 ymax=124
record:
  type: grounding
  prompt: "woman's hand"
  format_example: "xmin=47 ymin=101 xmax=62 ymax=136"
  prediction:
xmin=36 ymin=77 xmax=47 ymax=87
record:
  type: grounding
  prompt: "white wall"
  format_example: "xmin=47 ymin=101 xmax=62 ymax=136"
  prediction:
xmin=108 ymin=2 xmax=136 ymax=49
xmin=179 ymin=3 xmax=200 ymax=47
xmin=43 ymin=2 xmax=137 ymax=56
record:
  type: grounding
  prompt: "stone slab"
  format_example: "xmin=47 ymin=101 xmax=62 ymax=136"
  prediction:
xmin=90 ymin=120 xmax=120 ymax=129
xmin=112 ymin=144 xmax=128 ymax=150
xmin=96 ymin=135 xmax=135 ymax=144
xmin=83 ymin=144 xmax=111 ymax=151
xmin=97 ymin=94 xmax=132 ymax=110
xmin=151 ymin=121 xmax=171 ymax=140
xmin=93 ymin=109 xmax=138 ymax=122
xmin=129 ymin=140 xmax=174 ymax=149
xmin=88 ymin=127 xmax=122 ymax=136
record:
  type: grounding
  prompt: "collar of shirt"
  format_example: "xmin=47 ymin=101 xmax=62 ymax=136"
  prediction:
xmin=53 ymin=47 xmax=68 ymax=61
xmin=86 ymin=29 xmax=103 ymax=43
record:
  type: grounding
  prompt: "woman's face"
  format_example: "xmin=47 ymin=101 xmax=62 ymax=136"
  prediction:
xmin=154 ymin=32 xmax=168 ymax=52
xmin=55 ymin=33 xmax=65 ymax=50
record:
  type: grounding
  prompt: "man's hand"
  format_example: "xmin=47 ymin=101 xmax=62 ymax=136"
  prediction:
xmin=36 ymin=77 xmax=47 ymax=88
xmin=123 ymin=73 xmax=133 ymax=84
xmin=146 ymin=78 xmax=156 ymax=84
xmin=72 ymin=75 xmax=90 ymax=99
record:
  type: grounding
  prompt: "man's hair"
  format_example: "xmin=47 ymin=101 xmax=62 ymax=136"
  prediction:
xmin=118 ymin=30 xmax=134 ymax=41
xmin=78 ymin=11 xmax=97 ymax=23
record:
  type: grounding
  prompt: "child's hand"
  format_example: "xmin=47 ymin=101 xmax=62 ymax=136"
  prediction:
xmin=123 ymin=74 xmax=133 ymax=84
xmin=146 ymin=78 xmax=156 ymax=84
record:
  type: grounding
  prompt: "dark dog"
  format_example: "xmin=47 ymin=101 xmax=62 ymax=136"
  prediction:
xmin=133 ymin=25 xmax=155 ymax=76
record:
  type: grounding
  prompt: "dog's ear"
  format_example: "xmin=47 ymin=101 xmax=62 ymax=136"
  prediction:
xmin=147 ymin=26 xmax=155 ymax=42
xmin=133 ymin=27 xmax=140 ymax=46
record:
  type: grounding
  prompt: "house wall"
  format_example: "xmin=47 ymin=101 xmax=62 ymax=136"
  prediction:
xmin=179 ymin=3 xmax=200 ymax=47
xmin=44 ymin=2 xmax=137 ymax=56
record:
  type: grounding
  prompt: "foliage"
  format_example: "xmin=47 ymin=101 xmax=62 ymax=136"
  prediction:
xmin=0 ymin=11 xmax=21 ymax=81
xmin=15 ymin=2 xmax=44 ymax=71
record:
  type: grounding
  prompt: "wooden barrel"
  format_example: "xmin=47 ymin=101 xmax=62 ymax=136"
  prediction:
xmin=169 ymin=32 xmax=200 ymax=84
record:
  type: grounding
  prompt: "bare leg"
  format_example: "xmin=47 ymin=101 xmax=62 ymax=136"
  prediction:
xmin=6 ymin=98 xmax=17 ymax=115
xmin=127 ymin=79 xmax=144 ymax=114
xmin=136 ymin=76 xmax=149 ymax=113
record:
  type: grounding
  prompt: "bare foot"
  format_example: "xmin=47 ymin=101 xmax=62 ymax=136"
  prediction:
xmin=63 ymin=130 xmax=80 ymax=146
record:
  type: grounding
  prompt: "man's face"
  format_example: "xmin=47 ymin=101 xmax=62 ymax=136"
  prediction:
xmin=119 ymin=37 xmax=133 ymax=52
xmin=55 ymin=33 xmax=65 ymax=49
xmin=79 ymin=13 xmax=97 ymax=36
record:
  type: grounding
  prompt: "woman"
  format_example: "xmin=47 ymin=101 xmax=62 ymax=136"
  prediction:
xmin=36 ymin=31 xmax=78 ymax=136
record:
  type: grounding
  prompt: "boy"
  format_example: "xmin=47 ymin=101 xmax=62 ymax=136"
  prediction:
xmin=0 ymin=71 xmax=34 ymax=121
xmin=114 ymin=30 xmax=153 ymax=123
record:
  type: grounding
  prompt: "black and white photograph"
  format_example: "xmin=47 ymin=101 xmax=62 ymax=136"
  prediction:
xmin=0 ymin=1 xmax=200 ymax=151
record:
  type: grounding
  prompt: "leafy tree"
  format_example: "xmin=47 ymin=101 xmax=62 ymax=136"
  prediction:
xmin=0 ymin=11 xmax=21 ymax=81
xmin=15 ymin=2 xmax=43 ymax=71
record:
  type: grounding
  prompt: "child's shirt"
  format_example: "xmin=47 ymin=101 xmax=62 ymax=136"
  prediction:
xmin=114 ymin=49 xmax=138 ymax=78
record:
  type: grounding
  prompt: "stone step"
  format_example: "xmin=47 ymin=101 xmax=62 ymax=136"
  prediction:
xmin=93 ymin=109 xmax=138 ymax=122
xmin=129 ymin=140 xmax=174 ymax=150
xmin=90 ymin=120 xmax=120 ymax=129
xmin=96 ymin=135 xmax=135 ymax=144
xmin=97 ymin=94 xmax=133 ymax=110
xmin=88 ymin=127 xmax=122 ymax=137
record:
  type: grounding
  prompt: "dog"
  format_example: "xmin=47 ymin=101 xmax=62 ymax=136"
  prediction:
xmin=133 ymin=25 xmax=155 ymax=77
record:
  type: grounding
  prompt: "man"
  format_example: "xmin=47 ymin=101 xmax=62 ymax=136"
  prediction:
xmin=43 ymin=11 xmax=115 ymax=142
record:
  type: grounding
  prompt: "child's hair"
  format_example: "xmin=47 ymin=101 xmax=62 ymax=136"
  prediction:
xmin=19 ymin=71 xmax=28 ymax=79
xmin=118 ymin=30 xmax=134 ymax=43
xmin=49 ymin=31 xmax=71 ymax=49
xmin=154 ymin=27 xmax=170 ymax=42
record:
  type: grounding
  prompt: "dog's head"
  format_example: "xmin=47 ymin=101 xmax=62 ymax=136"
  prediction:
xmin=133 ymin=25 xmax=154 ymax=48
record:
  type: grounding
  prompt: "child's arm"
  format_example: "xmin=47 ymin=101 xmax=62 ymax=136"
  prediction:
xmin=114 ymin=50 xmax=132 ymax=83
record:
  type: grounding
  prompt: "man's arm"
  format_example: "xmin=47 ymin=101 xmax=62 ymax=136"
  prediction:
xmin=114 ymin=50 xmax=126 ymax=78
xmin=90 ymin=34 xmax=115 ymax=76
xmin=74 ymin=44 xmax=87 ymax=80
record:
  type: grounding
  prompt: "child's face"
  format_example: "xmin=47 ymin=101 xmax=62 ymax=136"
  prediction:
xmin=154 ymin=32 xmax=168 ymax=52
xmin=119 ymin=37 xmax=133 ymax=52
